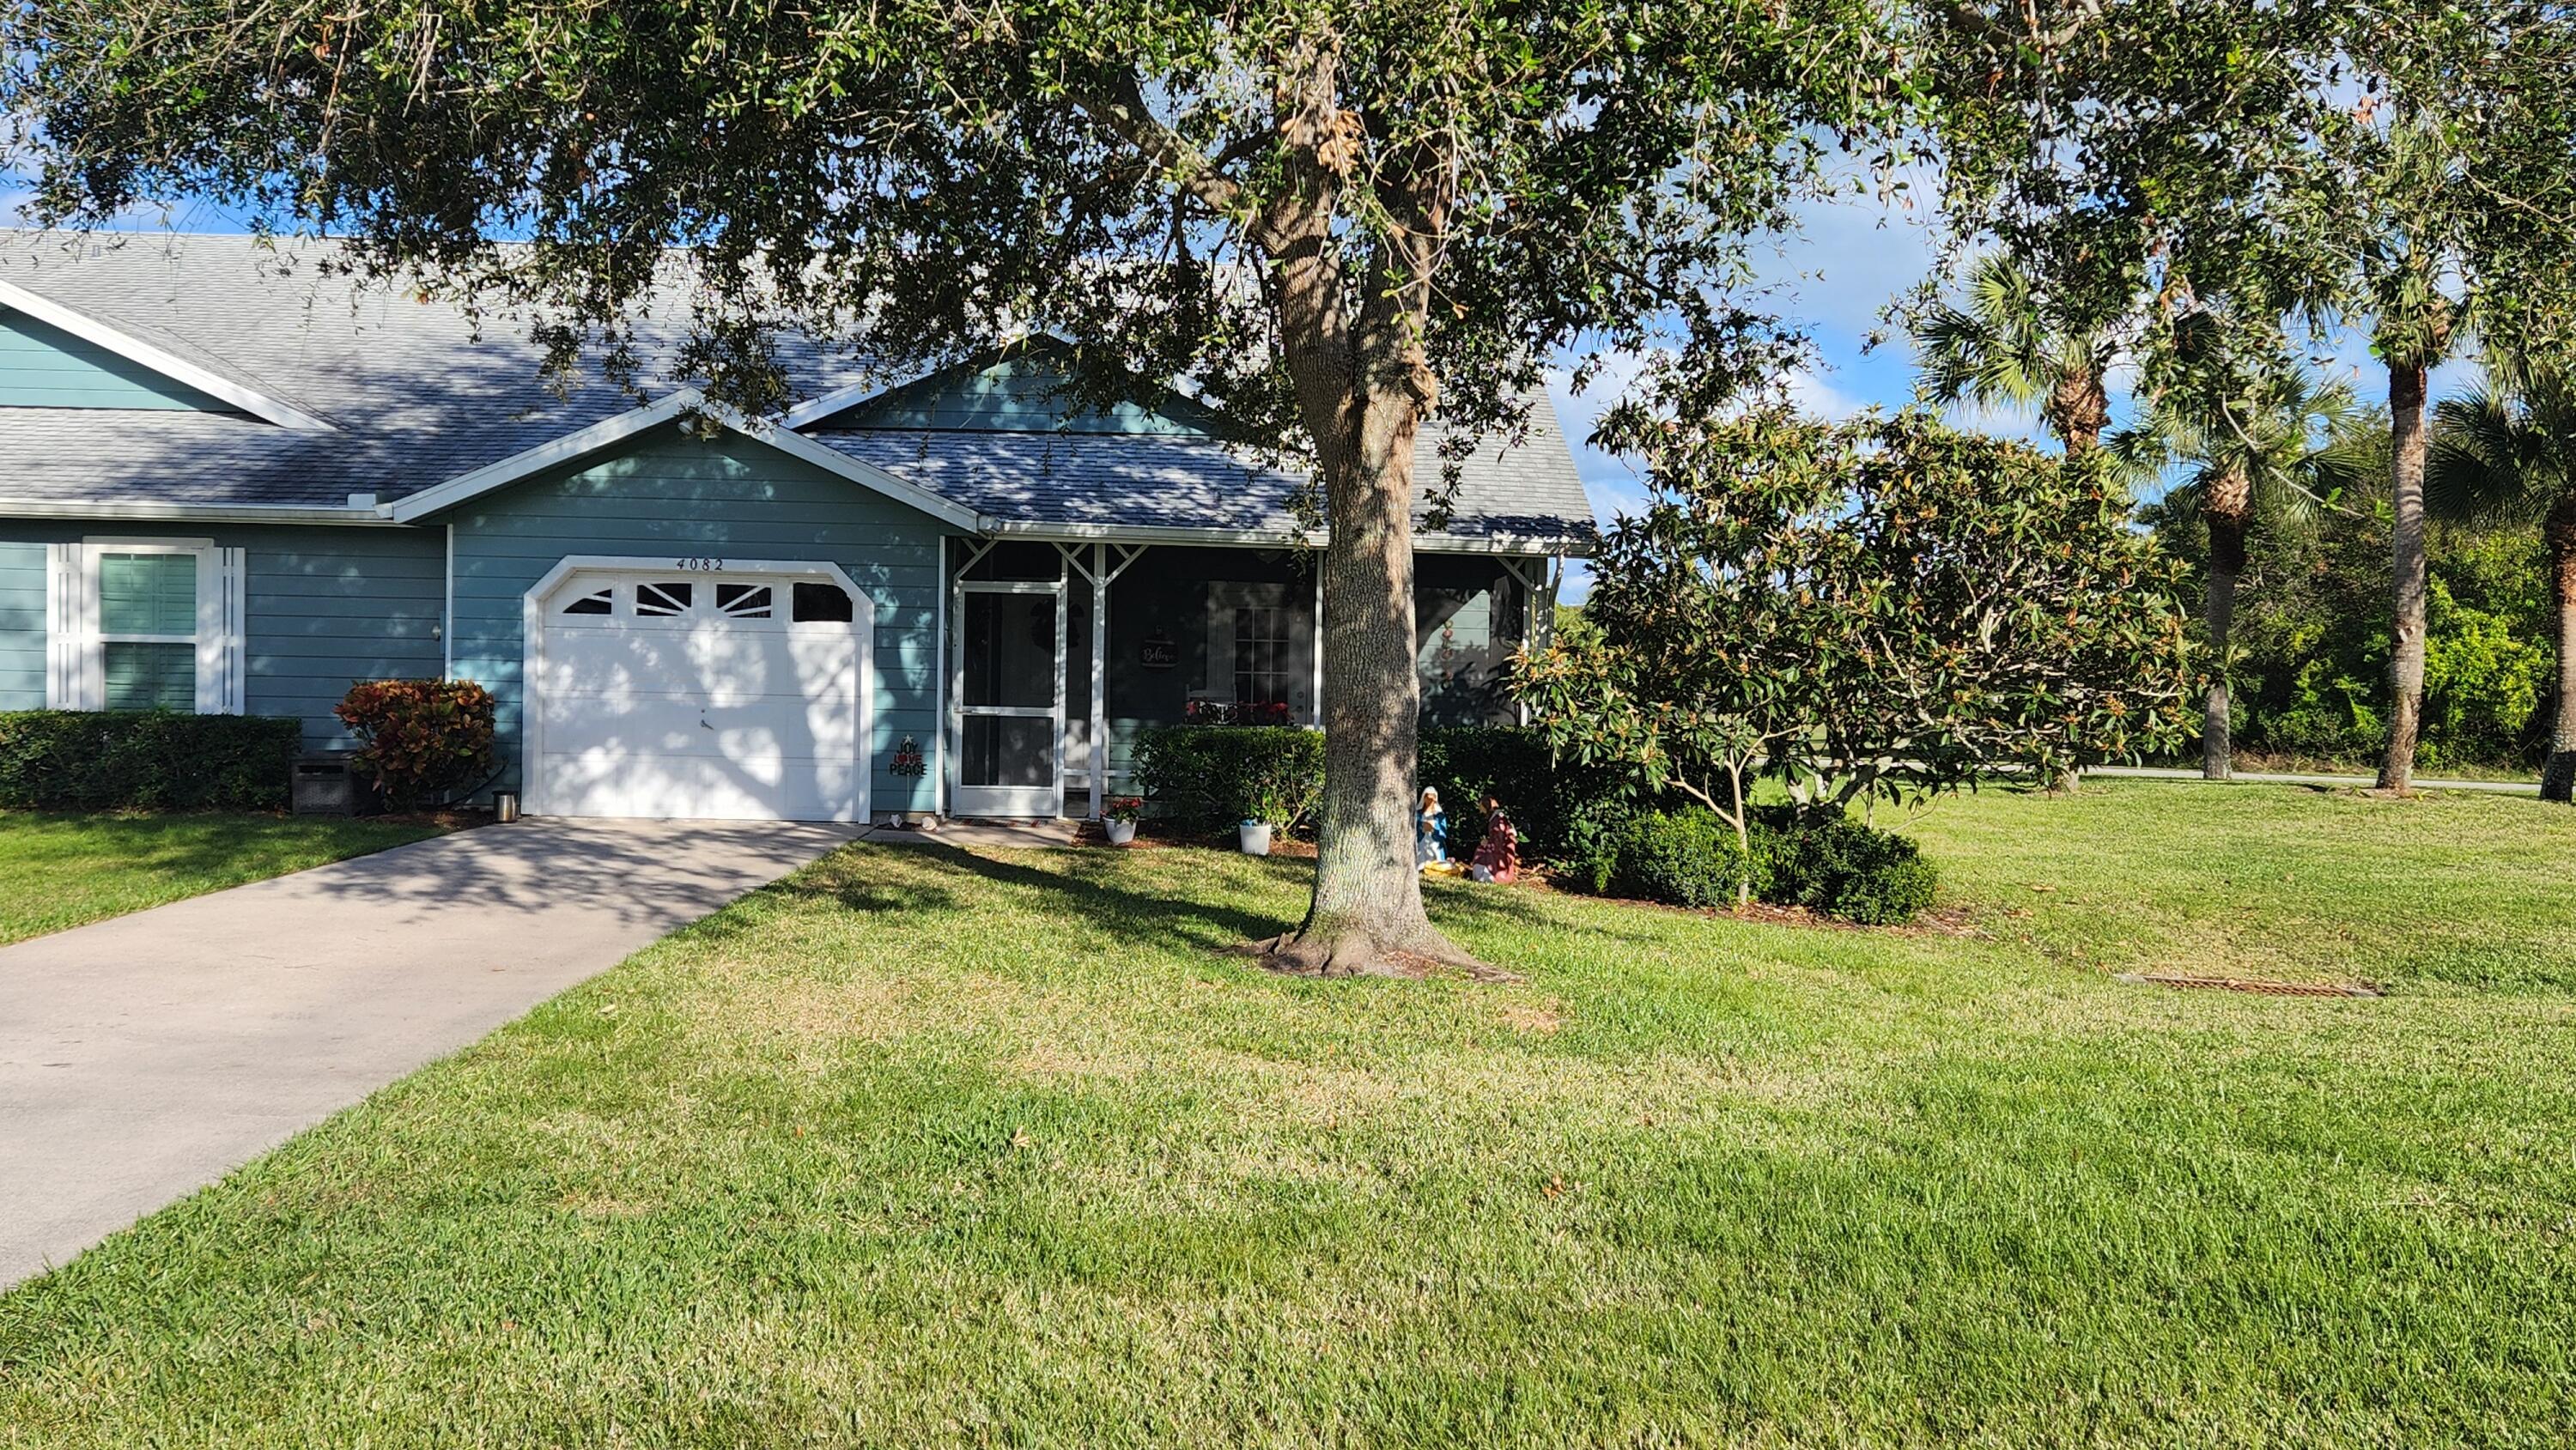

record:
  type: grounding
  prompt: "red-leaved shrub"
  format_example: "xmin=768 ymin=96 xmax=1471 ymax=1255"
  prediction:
xmin=333 ymin=678 xmax=498 ymax=810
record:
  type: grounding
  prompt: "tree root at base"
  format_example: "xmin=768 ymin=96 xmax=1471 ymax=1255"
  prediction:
xmin=1238 ymin=930 xmax=1520 ymax=983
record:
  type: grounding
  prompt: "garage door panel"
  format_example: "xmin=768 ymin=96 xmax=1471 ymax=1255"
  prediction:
xmin=535 ymin=693 xmax=860 ymax=755
xmin=540 ymin=634 xmax=854 ymax=702
xmin=532 ymin=568 xmax=866 ymax=822
xmin=539 ymin=752 xmax=862 ymax=822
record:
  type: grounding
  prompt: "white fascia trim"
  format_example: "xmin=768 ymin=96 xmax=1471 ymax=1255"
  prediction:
xmin=0 ymin=498 xmax=396 ymax=525
xmin=976 ymin=517 xmax=1586 ymax=557
xmin=391 ymin=389 xmax=987 ymax=533
xmin=389 ymin=389 xmax=708 ymax=522
xmin=717 ymin=410 xmax=987 ymax=532
xmin=0 ymin=277 xmax=337 ymax=432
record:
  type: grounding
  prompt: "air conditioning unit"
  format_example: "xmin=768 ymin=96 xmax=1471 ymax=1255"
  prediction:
xmin=291 ymin=754 xmax=359 ymax=816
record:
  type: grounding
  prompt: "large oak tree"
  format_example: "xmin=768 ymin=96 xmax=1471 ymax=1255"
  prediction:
xmin=4 ymin=0 xmax=1914 ymax=972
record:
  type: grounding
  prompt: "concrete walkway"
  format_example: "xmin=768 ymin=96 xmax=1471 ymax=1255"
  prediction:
xmin=0 ymin=817 xmax=856 ymax=1289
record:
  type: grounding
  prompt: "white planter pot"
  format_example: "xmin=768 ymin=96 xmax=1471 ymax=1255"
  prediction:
xmin=1105 ymin=819 xmax=1138 ymax=846
xmin=1238 ymin=822 xmax=1273 ymax=856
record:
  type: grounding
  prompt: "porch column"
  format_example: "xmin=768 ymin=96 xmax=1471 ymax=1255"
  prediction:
xmin=1091 ymin=542 xmax=1109 ymax=820
xmin=1310 ymin=567 xmax=1325 ymax=729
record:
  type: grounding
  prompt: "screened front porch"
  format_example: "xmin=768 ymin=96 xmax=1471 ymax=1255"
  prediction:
xmin=944 ymin=539 xmax=1554 ymax=820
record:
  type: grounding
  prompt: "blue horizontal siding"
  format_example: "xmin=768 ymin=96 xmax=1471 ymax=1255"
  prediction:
xmin=237 ymin=527 xmax=446 ymax=745
xmin=441 ymin=425 xmax=964 ymax=813
xmin=0 ymin=542 xmax=45 ymax=708
xmin=0 ymin=307 xmax=240 ymax=412
xmin=0 ymin=521 xmax=446 ymax=744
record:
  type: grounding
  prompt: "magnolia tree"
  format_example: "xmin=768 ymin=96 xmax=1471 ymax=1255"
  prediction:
xmin=1517 ymin=406 xmax=2195 ymax=894
xmin=3 ymin=0 xmax=1926 ymax=975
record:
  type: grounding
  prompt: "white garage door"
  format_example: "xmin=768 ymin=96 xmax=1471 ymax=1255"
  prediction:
xmin=527 ymin=565 xmax=869 ymax=822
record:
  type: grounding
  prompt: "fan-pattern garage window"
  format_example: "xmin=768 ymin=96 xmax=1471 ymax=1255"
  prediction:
xmin=793 ymin=582 xmax=855 ymax=622
xmin=561 ymin=587 xmax=613 ymax=616
xmin=635 ymin=581 xmax=694 ymax=616
xmin=1233 ymin=605 xmax=1293 ymax=706
xmin=716 ymin=583 xmax=774 ymax=618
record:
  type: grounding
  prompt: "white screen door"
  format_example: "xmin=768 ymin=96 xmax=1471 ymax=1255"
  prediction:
xmin=956 ymin=581 xmax=1063 ymax=816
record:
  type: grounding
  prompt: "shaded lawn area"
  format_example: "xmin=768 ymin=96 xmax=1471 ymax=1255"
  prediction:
xmin=0 ymin=811 xmax=451 ymax=946
xmin=3 ymin=783 xmax=2573 ymax=1445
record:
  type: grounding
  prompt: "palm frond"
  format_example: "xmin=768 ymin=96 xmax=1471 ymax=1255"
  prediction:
xmin=2427 ymin=388 xmax=2550 ymax=527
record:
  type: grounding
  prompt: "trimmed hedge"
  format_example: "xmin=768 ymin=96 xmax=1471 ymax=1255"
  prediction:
xmin=1607 ymin=807 xmax=1759 ymax=909
xmin=1126 ymin=723 xmax=1626 ymax=855
xmin=0 ymin=710 xmax=304 ymax=810
xmin=1754 ymin=806 xmax=1940 ymax=925
xmin=1131 ymin=725 xmax=1326 ymax=834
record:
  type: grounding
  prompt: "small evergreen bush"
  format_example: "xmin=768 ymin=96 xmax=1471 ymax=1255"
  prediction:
xmin=1607 ymin=806 xmax=1757 ymax=908
xmin=1758 ymin=807 xmax=1938 ymax=925
xmin=1550 ymin=798 xmax=1635 ymax=895
xmin=0 ymin=710 xmax=304 ymax=810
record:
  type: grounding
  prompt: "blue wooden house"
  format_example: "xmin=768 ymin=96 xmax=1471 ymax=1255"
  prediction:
xmin=0 ymin=232 xmax=1591 ymax=822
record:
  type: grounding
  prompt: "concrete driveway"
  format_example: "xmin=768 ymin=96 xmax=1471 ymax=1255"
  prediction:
xmin=0 ymin=817 xmax=857 ymax=1289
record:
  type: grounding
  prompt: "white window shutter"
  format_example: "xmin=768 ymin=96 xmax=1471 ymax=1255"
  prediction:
xmin=205 ymin=546 xmax=247 ymax=713
xmin=43 ymin=543 xmax=88 ymax=710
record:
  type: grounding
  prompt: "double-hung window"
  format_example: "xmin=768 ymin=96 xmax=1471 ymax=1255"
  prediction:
xmin=47 ymin=538 xmax=246 ymax=713
xmin=98 ymin=550 xmax=202 ymax=709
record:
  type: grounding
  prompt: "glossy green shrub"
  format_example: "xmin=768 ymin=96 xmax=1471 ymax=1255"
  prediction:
xmin=1759 ymin=807 xmax=1939 ymax=925
xmin=1131 ymin=725 xmax=1325 ymax=834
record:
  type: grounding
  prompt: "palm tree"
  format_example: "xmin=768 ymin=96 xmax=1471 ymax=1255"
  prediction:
xmin=1915 ymin=253 xmax=2121 ymax=454
xmin=1917 ymin=253 xmax=2123 ymax=793
xmin=2427 ymin=353 xmax=2576 ymax=802
xmin=2116 ymin=347 xmax=2368 ymax=780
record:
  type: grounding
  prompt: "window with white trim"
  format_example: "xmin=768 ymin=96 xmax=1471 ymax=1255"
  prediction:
xmin=1206 ymin=580 xmax=1311 ymax=716
xmin=46 ymin=538 xmax=246 ymax=714
xmin=99 ymin=551 xmax=200 ymax=709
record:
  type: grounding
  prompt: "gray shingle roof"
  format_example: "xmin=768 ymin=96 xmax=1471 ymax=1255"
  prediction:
xmin=1 ymin=230 xmax=1594 ymax=545
xmin=811 ymin=416 xmax=1589 ymax=544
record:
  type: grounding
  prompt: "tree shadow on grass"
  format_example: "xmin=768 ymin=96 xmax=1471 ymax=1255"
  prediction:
xmin=1419 ymin=876 xmax=1681 ymax=950
xmin=743 ymin=840 xmax=1301 ymax=963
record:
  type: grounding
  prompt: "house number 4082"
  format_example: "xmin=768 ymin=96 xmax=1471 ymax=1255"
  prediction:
xmin=674 ymin=557 xmax=726 ymax=572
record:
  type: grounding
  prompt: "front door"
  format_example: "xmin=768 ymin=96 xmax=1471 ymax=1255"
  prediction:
xmin=955 ymin=581 xmax=1063 ymax=816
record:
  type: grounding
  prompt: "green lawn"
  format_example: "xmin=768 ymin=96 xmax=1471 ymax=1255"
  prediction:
xmin=3 ymin=783 xmax=2573 ymax=1445
xmin=0 ymin=811 xmax=450 ymax=945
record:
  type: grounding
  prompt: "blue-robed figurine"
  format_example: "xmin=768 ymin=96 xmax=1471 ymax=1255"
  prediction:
xmin=1416 ymin=786 xmax=1449 ymax=867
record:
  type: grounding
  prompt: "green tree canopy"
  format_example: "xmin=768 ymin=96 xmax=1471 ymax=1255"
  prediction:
xmin=3 ymin=0 xmax=1921 ymax=973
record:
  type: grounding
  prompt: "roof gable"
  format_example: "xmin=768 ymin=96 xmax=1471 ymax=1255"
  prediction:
xmin=1 ymin=306 xmax=244 ymax=414
xmin=0 ymin=273 xmax=335 ymax=430
xmin=386 ymin=388 xmax=984 ymax=531
xmin=796 ymin=343 xmax=1226 ymax=437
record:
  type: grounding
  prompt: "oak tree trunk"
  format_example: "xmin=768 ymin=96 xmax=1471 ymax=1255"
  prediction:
xmin=2545 ymin=501 xmax=2576 ymax=804
xmin=2379 ymin=360 xmax=2431 ymax=792
xmin=1271 ymin=391 xmax=1474 ymax=974
xmin=2202 ymin=507 xmax=2247 ymax=780
xmin=1251 ymin=56 xmax=1474 ymax=976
